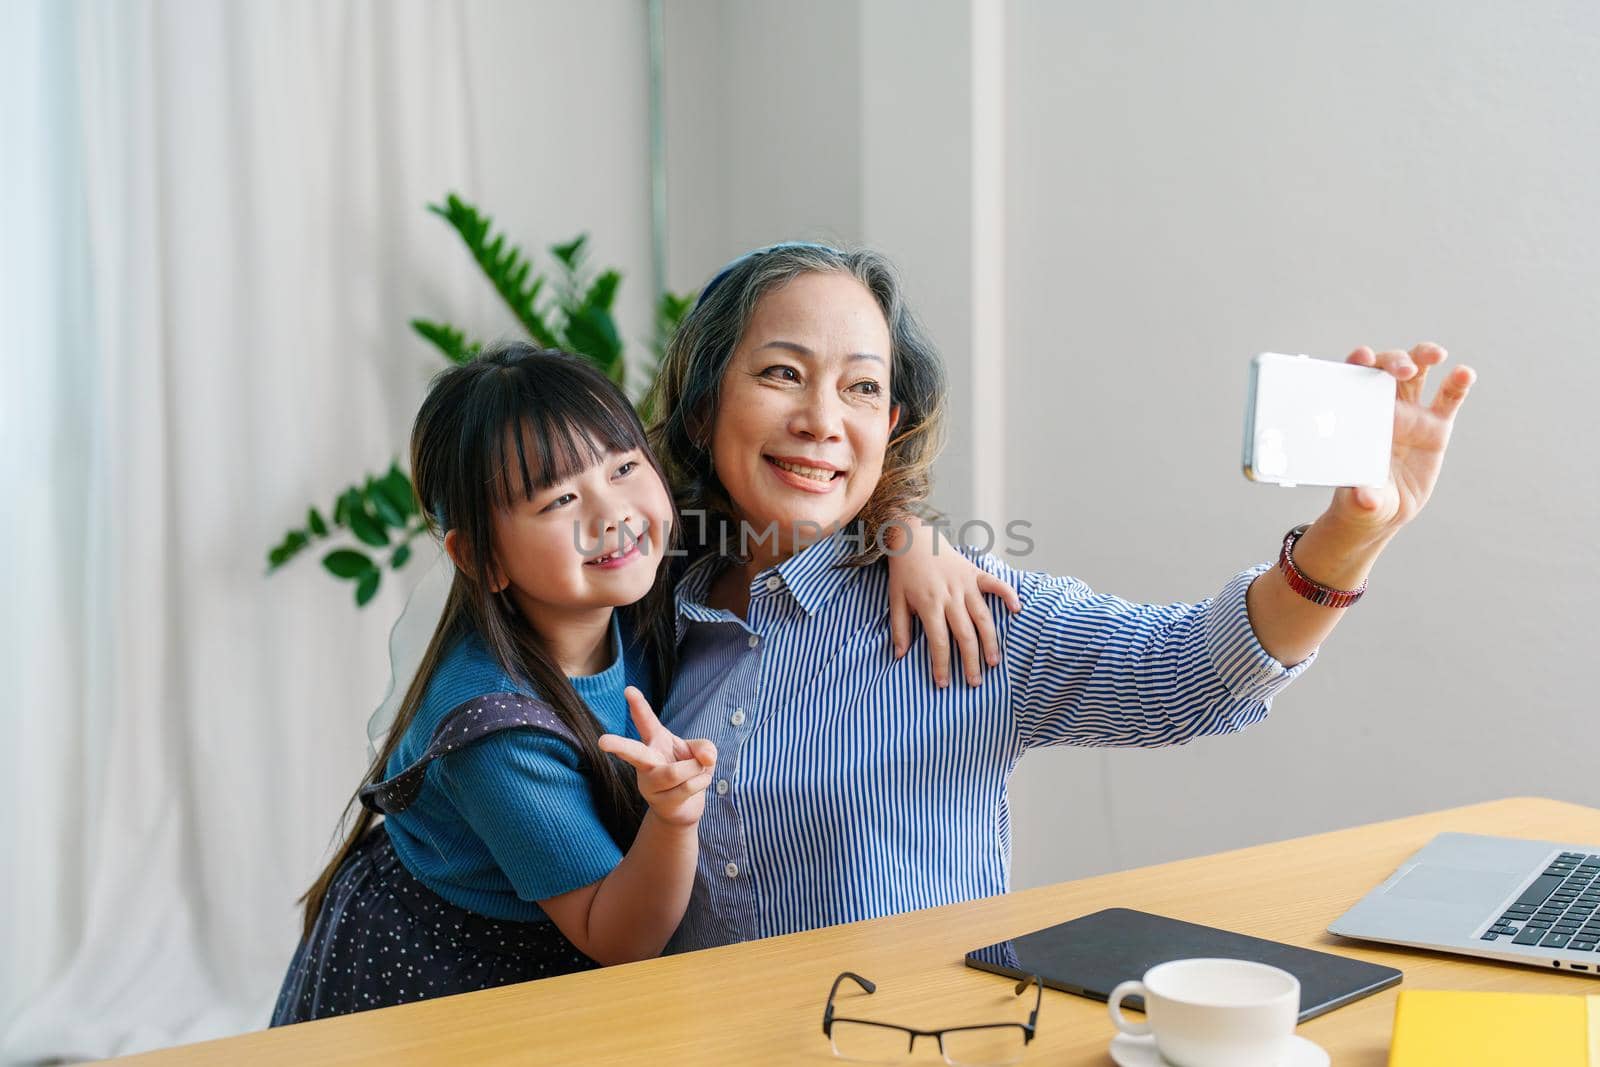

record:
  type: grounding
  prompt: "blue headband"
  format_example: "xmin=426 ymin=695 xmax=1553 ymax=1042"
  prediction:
xmin=694 ymin=241 xmax=843 ymax=308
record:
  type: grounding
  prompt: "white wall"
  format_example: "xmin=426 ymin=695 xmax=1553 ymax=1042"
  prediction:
xmin=663 ymin=0 xmax=983 ymax=517
xmin=460 ymin=1 xmax=656 ymax=376
xmin=663 ymin=0 xmax=1600 ymax=890
xmin=662 ymin=0 xmax=863 ymax=279
xmin=1002 ymin=0 xmax=1600 ymax=888
xmin=859 ymin=1 xmax=984 ymax=522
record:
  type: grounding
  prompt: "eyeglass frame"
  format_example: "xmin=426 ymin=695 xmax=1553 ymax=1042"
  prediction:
xmin=821 ymin=970 xmax=1043 ymax=1063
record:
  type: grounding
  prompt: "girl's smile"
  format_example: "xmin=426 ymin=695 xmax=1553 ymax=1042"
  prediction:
xmin=584 ymin=528 xmax=650 ymax=570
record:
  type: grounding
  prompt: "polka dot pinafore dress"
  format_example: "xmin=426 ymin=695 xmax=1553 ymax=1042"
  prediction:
xmin=270 ymin=693 xmax=601 ymax=1026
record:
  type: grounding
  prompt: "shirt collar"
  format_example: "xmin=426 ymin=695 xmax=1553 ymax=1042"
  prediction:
xmin=673 ymin=523 xmax=866 ymax=642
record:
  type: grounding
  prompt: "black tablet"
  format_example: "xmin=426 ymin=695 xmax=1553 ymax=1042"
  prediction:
xmin=965 ymin=908 xmax=1401 ymax=1023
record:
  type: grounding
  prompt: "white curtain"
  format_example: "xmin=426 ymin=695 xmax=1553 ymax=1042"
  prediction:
xmin=1 ymin=1 xmax=484 ymax=1059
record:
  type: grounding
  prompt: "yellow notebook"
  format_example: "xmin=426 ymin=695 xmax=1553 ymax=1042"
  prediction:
xmin=1389 ymin=990 xmax=1600 ymax=1066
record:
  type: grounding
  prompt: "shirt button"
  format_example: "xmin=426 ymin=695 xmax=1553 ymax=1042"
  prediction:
xmin=747 ymin=634 xmax=760 ymax=649
xmin=724 ymin=862 xmax=739 ymax=878
xmin=764 ymin=576 xmax=782 ymax=592
xmin=716 ymin=779 xmax=729 ymax=796
xmin=730 ymin=708 xmax=746 ymax=726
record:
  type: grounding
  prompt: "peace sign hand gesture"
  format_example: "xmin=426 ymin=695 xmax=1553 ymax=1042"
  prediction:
xmin=598 ymin=687 xmax=719 ymax=828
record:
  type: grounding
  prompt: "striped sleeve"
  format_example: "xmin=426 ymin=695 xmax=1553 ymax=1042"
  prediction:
xmin=985 ymin=558 xmax=1317 ymax=750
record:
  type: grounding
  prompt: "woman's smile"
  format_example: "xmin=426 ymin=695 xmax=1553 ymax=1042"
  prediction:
xmin=764 ymin=454 xmax=847 ymax=494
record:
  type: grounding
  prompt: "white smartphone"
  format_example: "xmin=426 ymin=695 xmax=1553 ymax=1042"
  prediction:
xmin=1242 ymin=353 xmax=1394 ymax=488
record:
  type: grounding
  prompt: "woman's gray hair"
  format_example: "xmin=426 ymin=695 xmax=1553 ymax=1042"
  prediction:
xmin=647 ymin=243 xmax=947 ymax=566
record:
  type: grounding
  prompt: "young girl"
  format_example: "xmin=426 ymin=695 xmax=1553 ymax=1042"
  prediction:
xmin=273 ymin=341 xmax=1015 ymax=1024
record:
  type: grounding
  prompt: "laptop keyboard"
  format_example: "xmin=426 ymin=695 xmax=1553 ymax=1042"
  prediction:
xmin=1482 ymin=852 xmax=1600 ymax=950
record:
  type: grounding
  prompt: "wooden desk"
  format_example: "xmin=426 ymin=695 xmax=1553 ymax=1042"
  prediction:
xmin=117 ymin=797 xmax=1600 ymax=1065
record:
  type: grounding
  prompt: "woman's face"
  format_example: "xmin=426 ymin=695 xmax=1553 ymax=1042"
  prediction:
xmin=710 ymin=271 xmax=900 ymax=557
xmin=449 ymin=444 xmax=674 ymax=621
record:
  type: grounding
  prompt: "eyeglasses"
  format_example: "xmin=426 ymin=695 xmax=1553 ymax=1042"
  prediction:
xmin=822 ymin=971 xmax=1043 ymax=1066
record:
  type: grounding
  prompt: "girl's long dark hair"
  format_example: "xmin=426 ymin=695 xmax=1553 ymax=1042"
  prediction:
xmin=299 ymin=342 xmax=678 ymax=938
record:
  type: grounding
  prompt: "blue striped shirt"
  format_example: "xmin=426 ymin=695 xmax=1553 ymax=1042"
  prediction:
xmin=661 ymin=528 xmax=1315 ymax=953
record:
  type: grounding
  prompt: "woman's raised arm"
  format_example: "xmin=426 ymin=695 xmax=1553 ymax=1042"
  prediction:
xmin=1244 ymin=343 xmax=1475 ymax=666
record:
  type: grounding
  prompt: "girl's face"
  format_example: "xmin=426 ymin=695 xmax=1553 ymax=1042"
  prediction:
xmin=710 ymin=271 xmax=901 ymax=560
xmin=467 ymin=445 xmax=674 ymax=621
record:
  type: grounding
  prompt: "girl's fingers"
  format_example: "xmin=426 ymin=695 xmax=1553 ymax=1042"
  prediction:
xmin=640 ymin=755 xmax=710 ymax=793
xmin=946 ymin=601 xmax=984 ymax=687
xmin=1346 ymin=346 xmax=1377 ymax=367
xmin=624 ymin=686 xmax=665 ymax=744
xmin=598 ymin=733 xmax=662 ymax=770
xmin=688 ymin=738 xmax=718 ymax=768
xmin=652 ymin=768 xmax=715 ymax=808
xmin=889 ymin=585 xmax=912 ymax=659
xmin=977 ymin=571 xmax=1023 ymax=614
xmin=967 ymin=590 xmax=1001 ymax=669
xmin=922 ymin=608 xmax=952 ymax=688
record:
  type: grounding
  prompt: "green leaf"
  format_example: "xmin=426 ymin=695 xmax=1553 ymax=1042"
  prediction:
xmin=370 ymin=493 xmax=405 ymax=529
xmin=348 ymin=507 xmax=390 ymax=547
xmin=333 ymin=487 xmax=362 ymax=527
xmin=323 ymin=549 xmax=374 ymax=579
xmin=392 ymin=543 xmax=412 ymax=569
xmin=366 ymin=479 xmax=406 ymax=528
xmin=656 ymin=289 xmax=694 ymax=343
xmin=583 ymin=269 xmax=620 ymax=311
xmin=267 ymin=527 xmax=314 ymax=573
xmin=426 ymin=192 xmax=559 ymax=348
xmin=564 ymin=305 xmax=624 ymax=381
xmin=410 ymin=318 xmax=480 ymax=365
xmin=652 ymin=289 xmax=694 ymax=369
xmin=355 ymin=568 xmax=381 ymax=606
xmin=376 ymin=465 xmax=417 ymax=519
xmin=634 ymin=386 xmax=656 ymax=425
xmin=549 ymin=235 xmax=587 ymax=269
xmin=307 ymin=508 xmax=328 ymax=537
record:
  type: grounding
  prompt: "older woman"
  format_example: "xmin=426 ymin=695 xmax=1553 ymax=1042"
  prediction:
xmin=646 ymin=243 xmax=1474 ymax=952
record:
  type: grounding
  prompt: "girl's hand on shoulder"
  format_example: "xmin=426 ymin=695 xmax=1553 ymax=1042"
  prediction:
xmin=598 ymin=687 xmax=717 ymax=828
xmin=884 ymin=519 xmax=1022 ymax=689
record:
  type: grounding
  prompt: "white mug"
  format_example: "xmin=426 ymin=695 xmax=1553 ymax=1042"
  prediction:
xmin=1107 ymin=958 xmax=1300 ymax=1067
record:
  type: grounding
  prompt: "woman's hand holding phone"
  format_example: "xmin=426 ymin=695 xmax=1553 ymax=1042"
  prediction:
xmin=1327 ymin=342 xmax=1476 ymax=537
xmin=1241 ymin=342 xmax=1477 ymax=667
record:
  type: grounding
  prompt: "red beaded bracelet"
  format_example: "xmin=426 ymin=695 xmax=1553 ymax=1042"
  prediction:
xmin=1278 ymin=523 xmax=1367 ymax=609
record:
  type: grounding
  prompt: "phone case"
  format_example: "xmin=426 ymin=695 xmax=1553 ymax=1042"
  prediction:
xmin=1242 ymin=353 xmax=1394 ymax=488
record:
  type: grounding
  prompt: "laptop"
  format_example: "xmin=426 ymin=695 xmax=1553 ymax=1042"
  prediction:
xmin=1330 ymin=832 xmax=1600 ymax=975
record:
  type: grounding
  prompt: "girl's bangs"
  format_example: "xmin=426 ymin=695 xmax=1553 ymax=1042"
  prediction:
xmin=485 ymin=377 xmax=648 ymax=511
